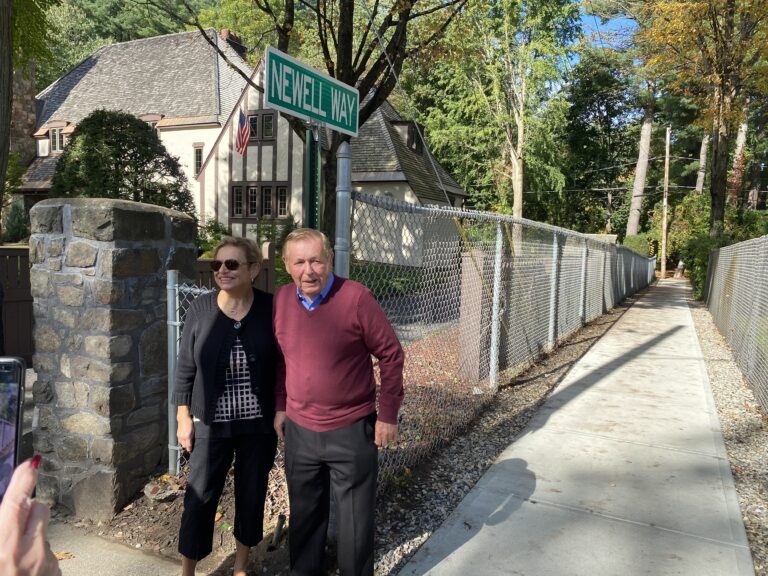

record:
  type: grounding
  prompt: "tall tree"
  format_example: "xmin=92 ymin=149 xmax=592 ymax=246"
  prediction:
xmin=640 ymin=0 xmax=768 ymax=237
xmin=2 ymin=0 xmax=57 ymax=234
xmin=626 ymin=88 xmax=654 ymax=236
xmin=469 ymin=0 xmax=579 ymax=218
xmin=565 ymin=45 xmax=635 ymax=233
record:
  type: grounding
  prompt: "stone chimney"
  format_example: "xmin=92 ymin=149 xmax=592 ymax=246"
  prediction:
xmin=220 ymin=29 xmax=248 ymax=60
xmin=10 ymin=62 xmax=37 ymax=166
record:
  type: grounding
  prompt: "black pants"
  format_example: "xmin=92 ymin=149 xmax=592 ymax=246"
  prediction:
xmin=178 ymin=432 xmax=277 ymax=560
xmin=285 ymin=414 xmax=378 ymax=576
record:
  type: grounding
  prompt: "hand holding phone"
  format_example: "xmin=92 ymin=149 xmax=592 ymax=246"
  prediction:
xmin=0 ymin=357 xmax=25 ymax=501
xmin=0 ymin=456 xmax=62 ymax=576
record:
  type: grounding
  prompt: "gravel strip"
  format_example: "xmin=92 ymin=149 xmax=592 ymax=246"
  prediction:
xmin=688 ymin=298 xmax=768 ymax=575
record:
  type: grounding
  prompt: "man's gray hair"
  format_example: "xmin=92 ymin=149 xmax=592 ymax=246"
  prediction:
xmin=283 ymin=228 xmax=333 ymax=258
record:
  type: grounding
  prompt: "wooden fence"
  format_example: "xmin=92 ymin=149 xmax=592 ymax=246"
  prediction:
xmin=0 ymin=247 xmax=33 ymax=364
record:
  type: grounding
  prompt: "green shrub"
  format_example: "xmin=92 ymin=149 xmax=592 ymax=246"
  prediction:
xmin=197 ymin=218 xmax=231 ymax=257
xmin=3 ymin=202 xmax=29 ymax=243
xmin=621 ymin=233 xmax=653 ymax=256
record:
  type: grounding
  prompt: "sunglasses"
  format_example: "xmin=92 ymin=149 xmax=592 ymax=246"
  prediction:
xmin=210 ymin=259 xmax=250 ymax=272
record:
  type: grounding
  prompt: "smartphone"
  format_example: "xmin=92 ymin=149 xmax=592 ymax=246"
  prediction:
xmin=0 ymin=357 xmax=26 ymax=501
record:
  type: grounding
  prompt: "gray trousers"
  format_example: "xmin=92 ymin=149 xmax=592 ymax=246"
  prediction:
xmin=285 ymin=414 xmax=378 ymax=576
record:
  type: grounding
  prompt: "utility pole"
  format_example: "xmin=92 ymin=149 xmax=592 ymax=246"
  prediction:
xmin=661 ymin=125 xmax=670 ymax=280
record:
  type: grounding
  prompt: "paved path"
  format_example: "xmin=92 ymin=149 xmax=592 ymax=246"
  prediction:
xmin=48 ymin=521 xmax=182 ymax=576
xmin=401 ymin=280 xmax=754 ymax=576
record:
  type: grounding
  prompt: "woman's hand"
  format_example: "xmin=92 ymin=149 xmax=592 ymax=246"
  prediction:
xmin=0 ymin=456 xmax=62 ymax=576
xmin=176 ymin=406 xmax=195 ymax=453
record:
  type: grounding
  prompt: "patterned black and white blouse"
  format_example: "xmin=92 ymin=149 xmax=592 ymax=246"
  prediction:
xmin=213 ymin=336 xmax=262 ymax=422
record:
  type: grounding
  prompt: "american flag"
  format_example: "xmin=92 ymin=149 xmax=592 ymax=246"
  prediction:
xmin=235 ymin=109 xmax=250 ymax=155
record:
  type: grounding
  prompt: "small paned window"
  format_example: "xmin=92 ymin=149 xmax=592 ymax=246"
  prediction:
xmin=50 ymin=128 xmax=65 ymax=152
xmin=261 ymin=187 xmax=273 ymax=217
xmin=233 ymin=186 xmax=243 ymax=216
xmin=262 ymin=114 xmax=275 ymax=139
xmin=249 ymin=116 xmax=259 ymax=140
xmin=248 ymin=186 xmax=258 ymax=216
xmin=194 ymin=147 xmax=203 ymax=176
xmin=277 ymin=187 xmax=288 ymax=217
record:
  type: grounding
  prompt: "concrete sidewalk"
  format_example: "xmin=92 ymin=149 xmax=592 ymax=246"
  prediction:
xmin=48 ymin=521 xmax=181 ymax=576
xmin=401 ymin=280 xmax=754 ymax=576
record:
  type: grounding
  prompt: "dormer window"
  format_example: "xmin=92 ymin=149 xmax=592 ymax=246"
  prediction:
xmin=391 ymin=120 xmax=425 ymax=154
xmin=139 ymin=114 xmax=163 ymax=134
xmin=50 ymin=127 xmax=65 ymax=152
xmin=407 ymin=123 xmax=424 ymax=155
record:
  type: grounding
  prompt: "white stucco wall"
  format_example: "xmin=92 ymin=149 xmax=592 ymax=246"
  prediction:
xmin=159 ymin=125 xmax=219 ymax=219
xmin=353 ymin=182 xmax=419 ymax=205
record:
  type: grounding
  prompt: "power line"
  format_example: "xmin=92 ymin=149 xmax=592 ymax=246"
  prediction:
xmin=524 ymin=184 xmax=697 ymax=194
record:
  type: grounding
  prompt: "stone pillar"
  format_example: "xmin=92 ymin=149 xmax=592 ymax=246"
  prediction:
xmin=28 ymin=198 xmax=196 ymax=520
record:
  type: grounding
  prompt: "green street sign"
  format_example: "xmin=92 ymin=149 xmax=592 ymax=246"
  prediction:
xmin=265 ymin=46 xmax=359 ymax=137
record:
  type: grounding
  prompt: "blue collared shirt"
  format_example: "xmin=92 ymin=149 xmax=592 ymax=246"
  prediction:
xmin=297 ymin=273 xmax=335 ymax=310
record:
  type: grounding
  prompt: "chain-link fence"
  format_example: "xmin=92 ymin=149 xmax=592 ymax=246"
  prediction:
xmin=349 ymin=193 xmax=655 ymax=488
xmin=705 ymin=235 xmax=768 ymax=411
xmin=166 ymin=194 xmax=654 ymax=509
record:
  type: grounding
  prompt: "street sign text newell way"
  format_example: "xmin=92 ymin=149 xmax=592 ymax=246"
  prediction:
xmin=265 ymin=46 xmax=359 ymax=137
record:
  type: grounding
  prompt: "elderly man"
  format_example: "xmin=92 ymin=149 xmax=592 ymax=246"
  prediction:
xmin=273 ymin=228 xmax=404 ymax=576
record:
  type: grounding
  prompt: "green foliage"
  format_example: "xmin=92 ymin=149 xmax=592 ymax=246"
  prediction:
xmin=69 ymin=0 xmax=214 ymax=43
xmin=3 ymin=202 xmax=29 ymax=243
xmin=248 ymin=219 xmax=297 ymax=252
xmin=197 ymin=0 xmax=278 ymax=65
xmin=563 ymin=46 xmax=635 ymax=233
xmin=621 ymin=233 xmax=653 ymax=257
xmin=50 ymin=109 xmax=195 ymax=217
xmin=649 ymin=191 xmax=768 ymax=298
xmin=12 ymin=0 xmax=59 ymax=70
xmin=37 ymin=0 xmax=111 ymax=89
xmin=349 ymin=261 xmax=423 ymax=302
xmin=4 ymin=152 xmax=24 ymax=196
xmin=197 ymin=218 xmax=231 ymax=257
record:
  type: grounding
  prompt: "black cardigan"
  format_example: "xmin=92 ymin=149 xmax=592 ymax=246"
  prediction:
xmin=172 ymin=288 xmax=276 ymax=431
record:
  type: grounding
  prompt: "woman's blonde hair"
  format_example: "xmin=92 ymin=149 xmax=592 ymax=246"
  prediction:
xmin=213 ymin=236 xmax=263 ymax=267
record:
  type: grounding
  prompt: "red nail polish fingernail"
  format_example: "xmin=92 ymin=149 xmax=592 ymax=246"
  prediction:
xmin=31 ymin=455 xmax=42 ymax=469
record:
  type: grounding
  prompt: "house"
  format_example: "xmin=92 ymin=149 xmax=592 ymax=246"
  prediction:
xmin=21 ymin=29 xmax=465 ymax=241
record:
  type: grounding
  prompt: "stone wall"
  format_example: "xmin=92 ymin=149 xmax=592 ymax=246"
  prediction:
xmin=10 ymin=63 xmax=37 ymax=166
xmin=28 ymin=198 xmax=196 ymax=520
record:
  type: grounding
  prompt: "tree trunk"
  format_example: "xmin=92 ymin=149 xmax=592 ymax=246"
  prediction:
xmin=511 ymin=73 xmax=525 ymax=220
xmin=695 ymin=133 xmax=709 ymax=193
xmin=626 ymin=108 xmax=653 ymax=236
xmin=0 ymin=0 xmax=13 ymax=239
xmin=710 ymin=97 xmax=731 ymax=238
xmin=728 ymin=100 xmax=749 ymax=205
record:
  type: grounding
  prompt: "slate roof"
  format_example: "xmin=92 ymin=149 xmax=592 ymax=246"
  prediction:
xmin=350 ymin=101 xmax=465 ymax=205
xmin=36 ymin=29 xmax=251 ymax=128
xmin=18 ymin=156 xmax=59 ymax=191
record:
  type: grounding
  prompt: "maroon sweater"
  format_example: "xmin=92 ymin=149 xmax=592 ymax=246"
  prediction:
xmin=274 ymin=276 xmax=404 ymax=432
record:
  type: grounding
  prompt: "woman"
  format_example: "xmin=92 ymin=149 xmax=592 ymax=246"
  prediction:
xmin=173 ymin=237 xmax=277 ymax=576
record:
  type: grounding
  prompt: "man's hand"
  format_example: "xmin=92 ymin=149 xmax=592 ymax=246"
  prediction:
xmin=176 ymin=407 xmax=194 ymax=453
xmin=374 ymin=421 xmax=398 ymax=448
xmin=274 ymin=411 xmax=287 ymax=441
